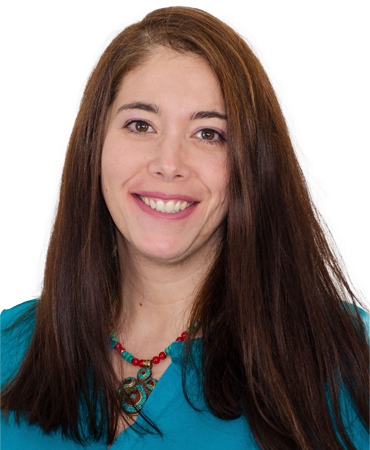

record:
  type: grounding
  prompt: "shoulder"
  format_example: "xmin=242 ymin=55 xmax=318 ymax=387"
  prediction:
xmin=358 ymin=307 xmax=370 ymax=343
xmin=1 ymin=299 xmax=39 ymax=387
xmin=1 ymin=299 xmax=39 ymax=329
xmin=335 ymin=302 xmax=369 ymax=446
xmin=357 ymin=306 xmax=369 ymax=335
xmin=341 ymin=301 xmax=369 ymax=337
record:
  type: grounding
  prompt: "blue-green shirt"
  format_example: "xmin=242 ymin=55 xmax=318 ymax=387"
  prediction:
xmin=1 ymin=300 xmax=369 ymax=449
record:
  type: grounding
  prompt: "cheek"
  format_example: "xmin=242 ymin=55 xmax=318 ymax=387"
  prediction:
xmin=212 ymin=170 xmax=228 ymax=211
xmin=101 ymin=140 xmax=136 ymax=191
xmin=101 ymin=151 xmax=116 ymax=195
xmin=215 ymin=183 xmax=228 ymax=209
xmin=101 ymin=159 xmax=126 ymax=214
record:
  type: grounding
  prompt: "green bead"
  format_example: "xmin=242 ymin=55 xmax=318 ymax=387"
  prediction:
xmin=165 ymin=347 xmax=171 ymax=355
xmin=121 ymin=351 xmax=128 ymax=358
xmin=128 ymin=355 xmax=134 ymax=363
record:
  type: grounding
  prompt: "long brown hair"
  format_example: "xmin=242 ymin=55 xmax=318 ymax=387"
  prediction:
xmin=2 ymin=7 xmax=368 ymax=449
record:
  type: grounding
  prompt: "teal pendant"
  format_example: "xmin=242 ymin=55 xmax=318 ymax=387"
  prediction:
xmin=118 ymin=361 xmax=158 ymax=417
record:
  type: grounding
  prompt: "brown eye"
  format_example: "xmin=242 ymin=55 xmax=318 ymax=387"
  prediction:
xmin=125 ymin=120 xmax=155 ymax=135
xmin=194 ymin=128 xmax=224 ymax=146
xmin=201 ymin=129 xmax=215 ymax=140
xmin=135 ymin=121 xmax=149 ymax=132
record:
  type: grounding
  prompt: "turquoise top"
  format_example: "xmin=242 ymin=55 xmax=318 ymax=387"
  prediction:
xmin=1 ymin=300 xmax=369 ymax=449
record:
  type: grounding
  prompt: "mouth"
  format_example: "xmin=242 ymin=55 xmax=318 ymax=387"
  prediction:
xmin=131 ymin=192 xmax=200 ymax=204
xmin=132 ymin=193 xmax=200 ymax=206
xmin=132 ymin=193 xmax=200 ymax=208
xmin=131 ymin=193 xmax=200 ymax=216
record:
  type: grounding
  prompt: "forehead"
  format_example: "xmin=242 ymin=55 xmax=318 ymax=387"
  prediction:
xmin=113 ymin=47 xmax=225 ymax=115
xmin=128 ymin=47 xmax=212 ymax=74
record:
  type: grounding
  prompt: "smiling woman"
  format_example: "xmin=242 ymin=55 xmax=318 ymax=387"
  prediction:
xmin=1 ymin=6 xmax=369 ymax=450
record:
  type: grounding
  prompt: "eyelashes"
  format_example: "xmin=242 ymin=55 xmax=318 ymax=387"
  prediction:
xmin=124 ymin=120 xmax=226 ymax=146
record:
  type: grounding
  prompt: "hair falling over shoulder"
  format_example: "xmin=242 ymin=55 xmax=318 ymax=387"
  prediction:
xmin=1 ymin=7 xmax=368 ymax=449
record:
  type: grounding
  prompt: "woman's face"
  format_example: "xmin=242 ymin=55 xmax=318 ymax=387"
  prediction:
xmin=101 ymin=47 xmax=228 ymax=264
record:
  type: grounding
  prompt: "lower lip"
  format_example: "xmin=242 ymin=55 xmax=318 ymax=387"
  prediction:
xmin=132 ymin=194 xmax=198 ymax=220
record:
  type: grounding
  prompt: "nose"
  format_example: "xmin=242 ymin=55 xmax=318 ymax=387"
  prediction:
xmin=148 ymin=131 xmax=191 ymax=181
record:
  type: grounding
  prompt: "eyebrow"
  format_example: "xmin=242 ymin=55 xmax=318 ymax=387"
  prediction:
xmin=116 ymin=101 xmax=227 ymax=121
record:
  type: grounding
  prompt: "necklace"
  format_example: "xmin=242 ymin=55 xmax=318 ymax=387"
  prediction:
xmin=110 ymin=327 xmax=191 ymax=419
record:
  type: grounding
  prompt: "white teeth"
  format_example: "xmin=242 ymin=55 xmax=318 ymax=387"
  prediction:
xmin=139 ymin=196 xmax=194 ymax=213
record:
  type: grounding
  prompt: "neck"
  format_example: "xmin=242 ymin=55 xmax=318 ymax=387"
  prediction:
xmin=119 ymin=270 xmax=196 ymax=344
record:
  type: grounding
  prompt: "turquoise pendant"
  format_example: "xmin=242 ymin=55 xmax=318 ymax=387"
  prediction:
xmin=118 ymin=361 xmax=157 ymax=417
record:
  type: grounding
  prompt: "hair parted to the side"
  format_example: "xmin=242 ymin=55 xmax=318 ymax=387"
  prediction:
xmin=1 ymin=6 xmax=368 ymax=449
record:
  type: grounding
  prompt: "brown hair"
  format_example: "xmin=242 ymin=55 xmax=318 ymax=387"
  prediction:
xmin=2 ymin=7 xmax=369 ymax=449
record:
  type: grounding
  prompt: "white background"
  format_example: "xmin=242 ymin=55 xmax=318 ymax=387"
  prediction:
xmin=1 ymin=0 xmax=369 ymax=311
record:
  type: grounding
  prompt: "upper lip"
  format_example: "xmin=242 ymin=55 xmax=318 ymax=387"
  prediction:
xmin=133 ymin=191 xmax=199 ymax=203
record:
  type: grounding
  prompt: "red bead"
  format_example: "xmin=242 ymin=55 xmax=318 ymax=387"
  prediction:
xmin=152 ymin=356 xmax=160 ymax=364
xmin=176 ymin=337 xmax=183 ymax=342
xmin=159 ymin=352 xmax=166 ymax=360
xmin=132 ymin=358 xmax=139 ymax=366
xmin=139 ymin=360 xmax=144 ymax=367
xmin=181 ymin=331 xmax=188 ymax=339
xmin=115 ymin=342 xmax=124 ymax=352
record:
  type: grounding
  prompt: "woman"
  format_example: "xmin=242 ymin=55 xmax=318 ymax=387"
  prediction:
xmin=1 ymin=6 xmax=369 ymax=450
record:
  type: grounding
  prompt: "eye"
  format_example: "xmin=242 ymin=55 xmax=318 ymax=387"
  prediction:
xmin=125 ymin=120 xmax=155 ymax=134
xmin=194 ymin=128 xmax=225 ymax=145
xmin=124 ymin=122 xmax=224 ymax=144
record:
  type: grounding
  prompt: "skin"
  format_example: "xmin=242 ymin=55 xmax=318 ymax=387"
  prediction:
xmin=101 ymin=48 xmax=229 ymax=406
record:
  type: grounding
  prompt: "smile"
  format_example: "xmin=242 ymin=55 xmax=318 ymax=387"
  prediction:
xmin=132 ymin=194 xmax=199 ymax=220
xmin=137 ymin=195 xmax=195 ymax=214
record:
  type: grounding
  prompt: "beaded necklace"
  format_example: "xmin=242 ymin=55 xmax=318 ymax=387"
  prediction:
xmin=110 ymin=326 xmax=193 ymax=419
